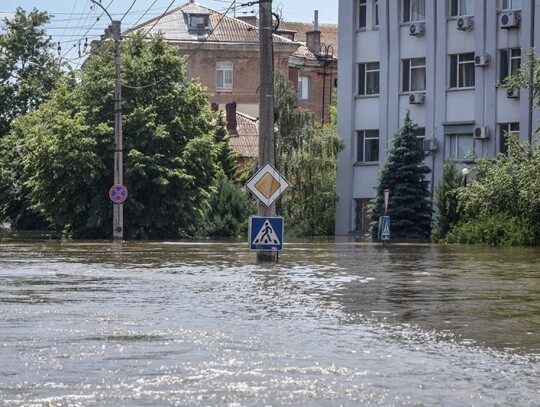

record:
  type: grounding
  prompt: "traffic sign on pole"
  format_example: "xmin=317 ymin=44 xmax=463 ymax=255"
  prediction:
xmin=246 ymin=163 xmax=290 ymax=207
xmin=249 ymin=216 xmax=284 ymax=251
xmin=109 ymin=184 xmax=128 ymax=204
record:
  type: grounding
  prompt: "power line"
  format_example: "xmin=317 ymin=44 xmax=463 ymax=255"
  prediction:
xmin=141 ymin=0 xmax=176 ymax=38
xmin=121 ymin=0 xmax=137 ymax=21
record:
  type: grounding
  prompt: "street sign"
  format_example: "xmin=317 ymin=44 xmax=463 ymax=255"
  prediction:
xmin=381 ymin=216 xmax=390 ymax=240
xmin=109 ymin=184 xmax=128 ymax=204
xmin=249 ymin=216 xmax=284 ymax=251
xmin=245 ymin=163 xmax=290 ymax=207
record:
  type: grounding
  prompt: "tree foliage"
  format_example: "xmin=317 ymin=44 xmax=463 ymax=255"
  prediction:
xmin=1 ymin=33 xmax=222 ymax=239
xmin=0 ymin=8 xmax=60 ymax=137
xmin=274 ymin=73 xmax=343 ymax=236
xmin=431 ymin=162 xmax=463 ymax=242
xmin=449 ymin=138 xmax=540 ymax=245
xmin=369 ymin=111 xmax=432 ymax=239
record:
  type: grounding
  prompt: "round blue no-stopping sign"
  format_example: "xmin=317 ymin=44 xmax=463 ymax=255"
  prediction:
xmin=109 ymin=184 xmax=128 ymax=203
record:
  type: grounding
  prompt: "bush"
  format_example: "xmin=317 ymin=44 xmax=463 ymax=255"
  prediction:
xmin=446 ymin=213 xmax=537 ymax=246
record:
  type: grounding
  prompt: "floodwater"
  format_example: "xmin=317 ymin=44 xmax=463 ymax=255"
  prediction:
xmin=0 ymin=238 xmax=539 ymax=406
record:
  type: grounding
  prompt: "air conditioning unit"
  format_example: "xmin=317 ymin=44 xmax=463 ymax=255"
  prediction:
xmin=423 ymin=139 xmax=438 ymax=152
xmin=474 ymin=54 xmax=490 ymax=67
xmin=474 ymin=125 xmax=490 ymax=139
xmin=409 ymin=92 xmax=425 ymax=104
xmin=500 ymin=11 xmax=520 ymax=29
xmin=507 ymin=88 xmax=520 ymax=98
xmin=409 ymin=22 xmax=425 ymax=36
xmin=457 ymin=16 xmax=474 ymax=31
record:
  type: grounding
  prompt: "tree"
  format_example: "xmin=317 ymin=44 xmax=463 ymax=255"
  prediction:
xmin=274 ymin=73 xmax=344 ymax=236
xmin=431 ymin=162 xmax=463 ymax=242
xmin=0 ymin=8 xmax=60 ymax=138
xmin=369 ymin=112 xmax=432 ymax=239
xmin=1 ymin=33 xmax=221 ymax=239
xmin=0 ymin=8 xmax=63 ymax=229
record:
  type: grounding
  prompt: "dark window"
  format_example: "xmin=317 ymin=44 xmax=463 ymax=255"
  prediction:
xmin=358 ymin=62 xmax=380 ymax=95
xmin=499 ymin=122 xmax=519 ymax=156
xmin=500 ymin=49 xmax=521 ymax=80
xmin=358 ymin=0 xmax=367 ymax=28
xmin=449 ymin=53 xmax=475 ymax=88
xmin=357 ymin=130 xmax=380 ymax=162
xmin=446 ymin=133 xmax=474 ymax=159
xmin=402 ymin=58 xmax=426 ymax=92
xmin=450 ymin=0 xmax=474 ymax=17
xmin=403 ymin=0 xmax=425 ymax=22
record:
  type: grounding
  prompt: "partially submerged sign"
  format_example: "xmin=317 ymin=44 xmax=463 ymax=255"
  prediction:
xmin=249 ymin=216 xmax=284 ymax=251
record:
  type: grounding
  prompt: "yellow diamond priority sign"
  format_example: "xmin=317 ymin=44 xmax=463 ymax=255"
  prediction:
xmin=246 ymin=163 xmax=290 ymax=207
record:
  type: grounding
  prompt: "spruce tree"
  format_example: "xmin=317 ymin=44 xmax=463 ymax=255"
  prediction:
xmin=369 ymin=111 xmax=432 ymax=238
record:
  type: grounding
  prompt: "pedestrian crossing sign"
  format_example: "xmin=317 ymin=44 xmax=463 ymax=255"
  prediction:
xmin=381 ymin=216 xmax=390 ymax=240
xmin=249 ymin=216 xmax=284 ymax=251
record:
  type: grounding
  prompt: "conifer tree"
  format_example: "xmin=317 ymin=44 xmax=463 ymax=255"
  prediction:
xmin=369 ymin=111 xmax=432 ymax=238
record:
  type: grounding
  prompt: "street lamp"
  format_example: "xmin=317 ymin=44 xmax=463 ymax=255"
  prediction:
xmin=461 ymin=167 xmax=470 ymax=187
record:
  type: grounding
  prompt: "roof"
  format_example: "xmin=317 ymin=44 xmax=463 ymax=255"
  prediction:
xmin=125 ymin=2 xmax=293 ymax=45
xmin=229 ymin=112 xmax=258 ymax=158
xmin=278 ymin=21 xmax=339 ymax=58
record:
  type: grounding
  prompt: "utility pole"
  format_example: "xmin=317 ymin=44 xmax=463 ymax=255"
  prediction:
xmin=257 ymin=0 xmax=276 ymax=262
xmin=111 ymin=20 xmax=124 ymax=241
xmin=91 ymin=0 xmax=124 ymax=241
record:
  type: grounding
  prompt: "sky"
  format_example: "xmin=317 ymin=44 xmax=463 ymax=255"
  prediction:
xmin=0 ymin=0 xmax=338 ymax=68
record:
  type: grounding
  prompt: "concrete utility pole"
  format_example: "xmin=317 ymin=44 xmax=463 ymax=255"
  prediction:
xmin=91 ymin=0 xmax=124 ymax=240
xmin=111 ymin=20 xmax=124 ymax=241
xmin=258 ymin=0 xmax=276 ymax=262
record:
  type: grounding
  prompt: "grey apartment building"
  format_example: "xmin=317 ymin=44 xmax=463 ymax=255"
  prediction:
xmin=335 ymin=0 xmax=540 ymax=235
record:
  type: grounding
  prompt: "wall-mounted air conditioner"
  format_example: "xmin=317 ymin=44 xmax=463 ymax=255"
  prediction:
xmin=457 ymin=16 xmax=474 ymax=31
xmin=409 ymin=93 xmax=425 ymax=104
xmin=423 ymin=139 xmax=438 ymax=152
xmin=474 ymin=54 xmax=489 ymax=67
xmin=500 ymin=11 xmax=520 ymax=29
xmin=474 ymin=125 xmax=490 ymax=139
xmin=409 ymin=23 xmax=425 ymax=36
xmin=506 ymin=88 xmax=520 ymax=98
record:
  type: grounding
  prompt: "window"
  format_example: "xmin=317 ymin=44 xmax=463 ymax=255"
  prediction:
xmin=188 ymin=14 xmax=210 ymax=30
xmin=449 ymin=53 xmax=475 ymax=88
xmin=402 ymin=58 xmax=426 ymax=92
xmin=216 ymin=62 xmax=233 ymax=90
xmin=499 ymin=123 xmax=519 ymax=156
xmin=450 ymin=0 xmax=474 ymax=16
xmin=357 ymin=130 xmax=379 ymax=162
xmin=501 ymin=0 xmax=522 ymax=10
xmin=358 ymin=0 xmax=367 ymax=28
xmin=446 ymin=133 xmax=473 ymax=160
xmin=403 ymin=0 xmax=425 ymax=22
xmin=374 ymin=0 xmax=379 ymax=27
xmin=298 ymin=76 xmax=310 ymax=100
xmin=500 ymin=49 xmax=521 ymax=80
xmin=354 ymin=198 xmax=373 ymax=233
xmin=416 ymin=127 xmax=426 ymax=151
xmin=358 ymin=62 xmax=380 ymax=95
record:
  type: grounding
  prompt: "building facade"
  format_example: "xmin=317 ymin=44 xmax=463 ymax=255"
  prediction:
xmin=336 ymin=0 xmax=540 ymax=235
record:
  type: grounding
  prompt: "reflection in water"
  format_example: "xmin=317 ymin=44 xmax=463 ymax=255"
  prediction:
xmin=0 ymin=240 xmax=538 ymax=405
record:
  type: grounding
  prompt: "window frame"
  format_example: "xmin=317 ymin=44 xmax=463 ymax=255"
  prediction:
xmin=450 ymin=0 xmax=475 ymax=17
xmin=188 ymin=14 xmax=210 ymax=30
xmin=297 ymin=76 xmax=310 ymax=100
xmin=499 ymin=122 xmax=519 ymax=157
xmin=403 ymin=0 xmax=425 ymax=23
xmin=357 ymin=130 xmax=380 ymax=163
xmin=500 ymin=48 xmax=521 ymax=81
xmin=374 ymin=0 xmax=379 ymax=27
xmin=358 ymin=62 xmax=380 ymax=96
xmin=216 ymin=62 xmax=233 ymax=91
xmin=501 ymin=0 xmax=522 ymax=11
xmin=446 ymin=133 xmax=474 ymax=160
xmin=358 ymin=0 xmax=367 ymax=29
xmin=449 ymin=53 xmax=475 ymax=89
xmin=402 ymin=57 xmax=426 ymax=92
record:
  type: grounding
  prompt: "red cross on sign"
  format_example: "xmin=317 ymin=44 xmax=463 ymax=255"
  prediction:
xmin=109 ymin=184 xmax=128 ymax=204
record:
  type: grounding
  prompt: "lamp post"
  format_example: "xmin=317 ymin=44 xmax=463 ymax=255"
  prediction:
xmin=90 ymin=0 xmax=124 ymax=240
xmin=461 ymin=167 xmax=470 ymax=187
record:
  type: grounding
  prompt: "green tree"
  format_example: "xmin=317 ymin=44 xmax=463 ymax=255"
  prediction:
xmin=369 ymin=111 xmax=432 ymax=239
xmin=274 ymin=74 xmax=343 ymax=236
xmin=431 ymin=162 xmax=463 ymax=242
xmin=0 ymin=8 xmax=60 ymax=137
xmin=0 ymin=8 xmax=64 ymax=229
xmin=2 ymin=33 xmax=221 ymax=239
